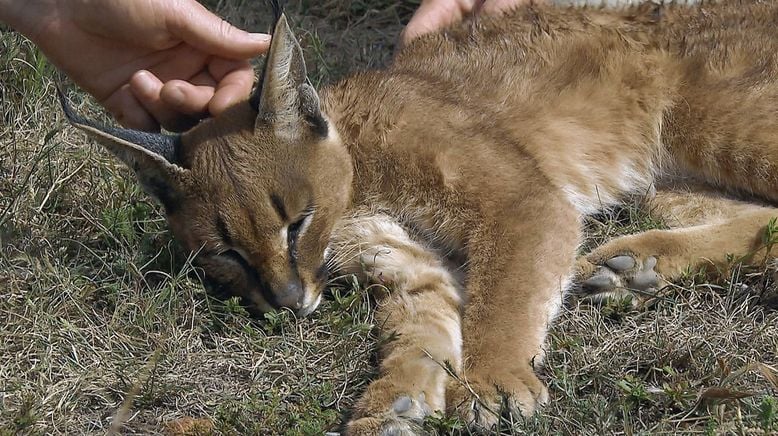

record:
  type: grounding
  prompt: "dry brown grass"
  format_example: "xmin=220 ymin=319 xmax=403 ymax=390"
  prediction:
xmin=1 ymin=1 xmax=776 ymax=435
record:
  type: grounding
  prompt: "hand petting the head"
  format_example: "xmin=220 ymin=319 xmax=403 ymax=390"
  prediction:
xmin=0 ymin=0 xmax=270 ymax=132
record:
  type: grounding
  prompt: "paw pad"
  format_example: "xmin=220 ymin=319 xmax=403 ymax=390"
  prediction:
xmin=605 ymin=255 xmax=635 ymax=271
xmin=392 ymin=396 xmax=412 ymax=414
xmin=582 ymin=255 xmax=662 ymax=295
xmin=346 ymin=393 xmax=430 ymax=436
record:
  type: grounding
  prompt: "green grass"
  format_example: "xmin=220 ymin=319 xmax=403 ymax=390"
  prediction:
xmin=1 ymin=1 xmax=777 ymax=434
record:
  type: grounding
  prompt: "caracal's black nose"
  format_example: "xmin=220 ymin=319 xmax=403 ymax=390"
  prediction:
xmin=274 ymin=281 xmax=304 ymax=310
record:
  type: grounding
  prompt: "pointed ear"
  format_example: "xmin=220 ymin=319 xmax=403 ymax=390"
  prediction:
xmin=250 ymin=14 xmax=328 ymax=138
xmin=57 ymin=87 xmax=188 ymax=210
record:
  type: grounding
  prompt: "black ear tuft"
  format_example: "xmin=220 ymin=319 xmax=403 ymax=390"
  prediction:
xmin=56 ymin=84 xmax=182 ymax=163
xmin=268 ymin=0 xmax=286 ymax=25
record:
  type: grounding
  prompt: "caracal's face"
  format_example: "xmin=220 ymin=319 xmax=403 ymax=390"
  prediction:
xmin=62 ymin=14 xmax=352 ymax=316
xmin=166 ymin=106 xmax=351 ymax=316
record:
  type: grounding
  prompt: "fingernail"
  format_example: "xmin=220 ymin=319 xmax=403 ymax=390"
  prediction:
xmin=132 ymin=71 xmax=158 ymax=95
xmin=249 ymin=33 xmax=272 ymax=43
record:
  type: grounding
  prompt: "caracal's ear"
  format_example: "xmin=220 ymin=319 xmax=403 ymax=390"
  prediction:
xmin=56 ymin=86 xmax=189 ymax=210
xmin=250 ymin=13 xmax=328 ymax=138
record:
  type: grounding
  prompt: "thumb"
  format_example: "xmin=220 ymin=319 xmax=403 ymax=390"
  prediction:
xmin=167 ymin=0 xmax=271 ymax=59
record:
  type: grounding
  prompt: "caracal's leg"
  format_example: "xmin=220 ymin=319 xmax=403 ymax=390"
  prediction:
xmin=577 ymin=182 xmax=778 ymax=300
xmin=330 ymin=213 xmax=463 ymax=436
xmin=446 ymin=190 xmax=581 ymax=431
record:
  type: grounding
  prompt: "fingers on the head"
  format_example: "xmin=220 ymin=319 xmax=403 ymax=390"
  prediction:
xmin=103 ymin=83 xmax=160 ymax=132
xmin=207 ymin=59 xmax=255 ymax=116
xmin=129 ymin=70 xmax=203 ymax=132
xmin=169 ymin=0 xmax=270 ymax=59
xmin=159 ymin=78 xmax=214 ymax=116
xmin=130 ymin=60 xmax=254 ymax=131
xmin=154 ymin=58 xmax=253 ymax=118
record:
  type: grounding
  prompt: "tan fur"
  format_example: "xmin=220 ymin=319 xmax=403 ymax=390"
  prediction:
xmin=65 ymin=2 xmax=778 ymax=433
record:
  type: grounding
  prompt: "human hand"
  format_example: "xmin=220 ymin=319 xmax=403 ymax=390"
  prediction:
xmin=402 ymin=0 xmax=539 ymax=47
xmin=1 ymin=0 xmax=270 ymax=131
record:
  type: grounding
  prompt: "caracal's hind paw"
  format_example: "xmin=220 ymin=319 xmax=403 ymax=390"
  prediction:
xmin=344 ymin=394 xmax=430 ymax=436
xmin=576 ymin=253 xmax=667 ymax=302
xmin=446 ymin=369 xmax=548 ymax=433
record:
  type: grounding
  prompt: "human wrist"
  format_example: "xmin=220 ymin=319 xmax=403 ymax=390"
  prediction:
xmin=0 ymin=0 xmax=60 ymax=39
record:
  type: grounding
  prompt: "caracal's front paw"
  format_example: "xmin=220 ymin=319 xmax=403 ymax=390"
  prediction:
xmin=576 ymin=253 xmax=667 ymax=302
xmin=345 ymin=382 xmax=435 ymax=436
xmin=446 ymin=369 xmax=548 ymax=433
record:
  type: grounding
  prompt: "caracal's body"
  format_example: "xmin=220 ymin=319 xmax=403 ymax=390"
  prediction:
xmin=63 ymin=1 xmax=778 ymax=433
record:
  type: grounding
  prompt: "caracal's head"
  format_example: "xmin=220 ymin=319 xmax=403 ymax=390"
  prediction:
xmin=60 ymin=15 xmax=353 ymax=317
